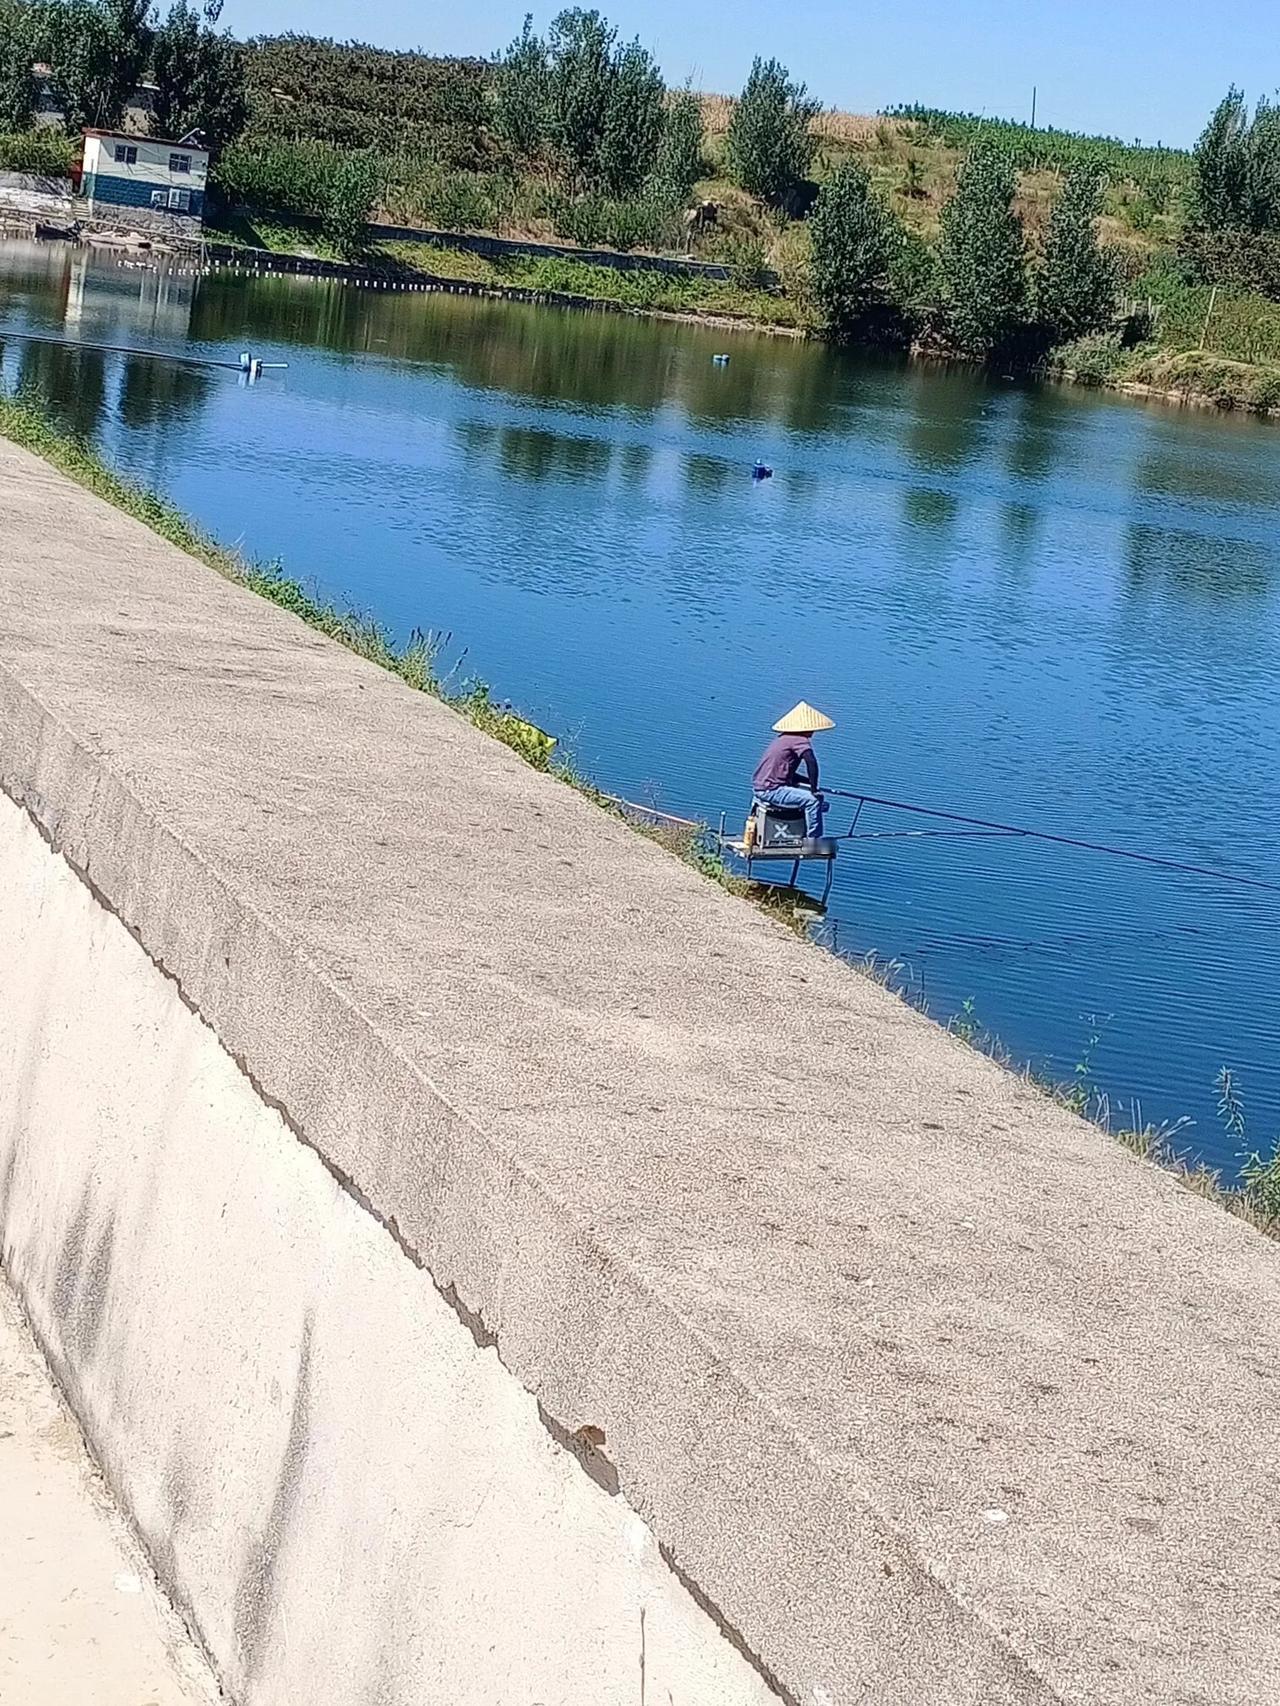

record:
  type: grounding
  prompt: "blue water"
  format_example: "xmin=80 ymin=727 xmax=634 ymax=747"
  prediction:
xmin=3 ymin=238 xmax=1279 ymax=1172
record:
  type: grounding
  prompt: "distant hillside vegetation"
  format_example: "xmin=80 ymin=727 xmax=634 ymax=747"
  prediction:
xmin=233 ymin=39 xmax=1193 ymax=260
xmin=888 ymin=107 xmax=1189 ymax=189
xmin=241 ymin=34 xmax=494 ymax=165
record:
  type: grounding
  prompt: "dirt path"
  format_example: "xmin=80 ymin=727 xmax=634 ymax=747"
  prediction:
xmin=0 ymin=1275 xmax=221 ymax=1706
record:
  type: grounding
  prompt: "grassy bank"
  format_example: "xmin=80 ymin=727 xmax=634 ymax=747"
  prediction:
xmin=1 ymin=390 xmax=1276 ymax=1240
xmin=1051 ymin=261 xmax=1280 ymax=412
xmin=204 ymin=213 xmax=802 ymax=327
xmin=1055 ymin=335 xmax=1280 ymax=413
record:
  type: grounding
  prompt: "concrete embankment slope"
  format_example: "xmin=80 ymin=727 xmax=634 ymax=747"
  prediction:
xmin=0 ymin=434 xmax=1278 ymax=1705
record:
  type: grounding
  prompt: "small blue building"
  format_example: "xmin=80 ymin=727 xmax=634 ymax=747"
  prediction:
xmin=80 ymin=129 xmax=209 ymax=228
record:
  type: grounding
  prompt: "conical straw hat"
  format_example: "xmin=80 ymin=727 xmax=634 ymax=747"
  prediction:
xmin=772 ymin=701 xmax=835 ymax=734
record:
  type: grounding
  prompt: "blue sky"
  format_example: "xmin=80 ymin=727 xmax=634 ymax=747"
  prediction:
xmin=220 ymin=0 xmax=1263 ymax=148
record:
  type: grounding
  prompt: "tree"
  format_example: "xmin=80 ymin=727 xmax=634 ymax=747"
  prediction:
xmin=35 ymin=0 xmax=151 ymax=132
xmin=543 ymin=7 xmax=616 ymax=186
xmin=889 ymin=227 xmax=937 ymax=325
xmin=496 ymin=10 xmax=671 ymax=201
xmin=598 ymin=36 xmax=663 ymax=196
xmin=0 ymin=0 xmax=36 ymax=131
xmin=808 ymin=159 xmax=900 ymax=339
xmin=1194 ymin=88 xmax=1250 ymax=231
xmin=653 ymin=84 xmax=703 ymax=200
xmin=724 ymin=56 xmax=819 ymax=207
xmin=1244 ymin=93 xmax=1280 ymax=231
xmin=321 ymin=150 xmax=377 ymax=256
xmin=150 ymin=0 xmax=246 ymax=150
xmin=937 ymin=142 xmax=1029 ymax=359
xmin=494 ymin=13 xmax=547 ymax=162
xmin=1035 ymin=165 xmax=1118 ymax=346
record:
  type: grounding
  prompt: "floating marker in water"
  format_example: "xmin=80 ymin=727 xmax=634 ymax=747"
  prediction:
xmin=712 ymin=353 xmax=730 ymax=365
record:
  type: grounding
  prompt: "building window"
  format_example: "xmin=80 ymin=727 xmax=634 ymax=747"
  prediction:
xmin=113 ymin=144 xmax=137 ymax=165
xmin=169 ymin=153 xmax=191 ymax=175
xmin=168 ymin=188 xmax=190 ymax=212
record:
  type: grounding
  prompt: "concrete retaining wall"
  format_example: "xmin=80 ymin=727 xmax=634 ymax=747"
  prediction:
xmin=221 ymin=208 xmax=769 ymax=284
xmin=196 ymin=243 xmax=794 ymax=334
xmin=2 ymin=433 xmax=1280 ymax=1705
xmin=369 ymin=218 xmax=752 ymax=279
xmin=0 ymin=789 xmax=773 ymax=1705
xmin=0 ymin=170 xmax=73 ymax=196
xmin=0 ymin=171 xmax=72 ymax=216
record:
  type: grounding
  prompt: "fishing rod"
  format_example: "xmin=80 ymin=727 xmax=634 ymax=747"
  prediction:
xmin=824 ymin=788 xmax=1280 ymax=896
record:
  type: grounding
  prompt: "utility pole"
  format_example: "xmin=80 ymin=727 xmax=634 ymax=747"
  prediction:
xmin=1199 ymin=284 xmax=1219 ymax=350
xmin=1031 ymin=85 xmax=1037 ymax=129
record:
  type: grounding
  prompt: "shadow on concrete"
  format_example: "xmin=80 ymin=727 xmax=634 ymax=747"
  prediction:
xmin=234 ymin=1308 xmax=315 ymax=1691
xmin=48 ymin=1185 xmax=117 ymax=1370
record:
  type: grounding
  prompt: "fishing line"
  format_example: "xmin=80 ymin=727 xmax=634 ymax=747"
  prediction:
xmin=840 ymin=828 xmax=1020 ymax=843
xmin=0 ymin=326 xmax=284 ymax=373
xmin=824 ymin=788 xmax=1280 ymax=896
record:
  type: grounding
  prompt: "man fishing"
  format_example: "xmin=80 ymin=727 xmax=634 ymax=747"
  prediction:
xmin=751 ymin=701 xmax=834 ymax=844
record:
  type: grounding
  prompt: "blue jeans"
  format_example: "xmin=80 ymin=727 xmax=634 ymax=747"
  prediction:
xmin=755 ymin=786 xmax=825 ymax=840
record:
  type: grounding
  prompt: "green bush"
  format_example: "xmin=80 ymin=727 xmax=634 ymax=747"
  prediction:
xmin=551 ymin=189 xmax=671 ymax=251
xmin=431 ymin=174 xmax=497 ymax=232
xmin=321 ymin=152 xmax=377 ymax=256
xmin=1180 ymin=226 xmax=1280 ymax=299
xmin=550 ymin=191 xmax=604 ymax=245
xmin=709 ymin=229 xmax=770 ymax=287
xmin=1053 ymin=330 xmax=1126 ymax=383
xmin=214 ymin=139 xmax=351 ymax=216
xmin=1134 ymin=261 xmax=1280 ymax=363
xmin=380 ymin=161 xmax=531 ymax=234
xmin=0 ymin=129 xmax=76 ymax=176
xmin=1250 ymin=368 xmax=1280 ymax=413
xmin=213 ymin=138 xmax=379 ymax=253
xmin=1124 ymin=194 xmax=1156 ymax=233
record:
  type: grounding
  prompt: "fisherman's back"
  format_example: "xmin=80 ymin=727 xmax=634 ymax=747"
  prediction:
xmin=752 ymin=733 xmax=815 ymax=794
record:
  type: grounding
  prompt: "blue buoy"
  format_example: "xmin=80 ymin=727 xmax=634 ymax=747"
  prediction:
xmin=751 ymin=461 xmax=773 ymax=481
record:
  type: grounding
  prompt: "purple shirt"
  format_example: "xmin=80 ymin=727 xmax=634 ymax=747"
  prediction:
xmin=752 ymin=733 xmax=818 ymax=793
